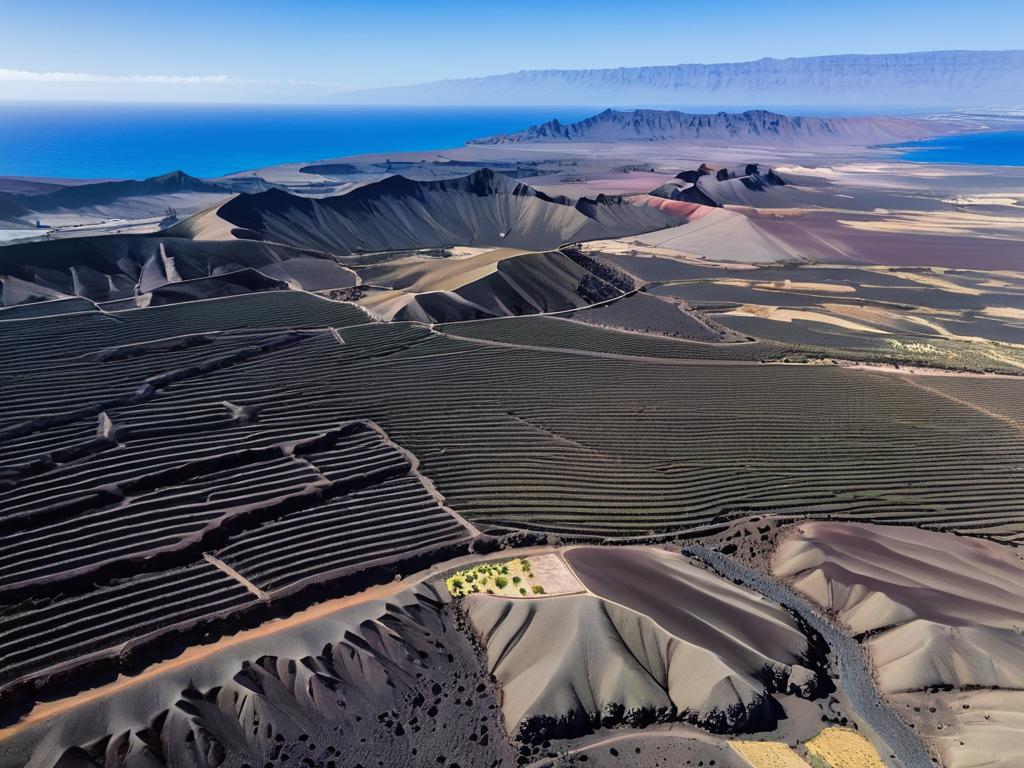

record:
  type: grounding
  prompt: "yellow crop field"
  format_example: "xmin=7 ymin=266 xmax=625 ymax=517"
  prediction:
xmin=805 ymin=727 xmax=886 ymax=768
xmin=731 ymin=740 xmax=812 ymax=767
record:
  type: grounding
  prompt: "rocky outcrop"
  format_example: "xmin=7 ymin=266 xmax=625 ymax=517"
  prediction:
xmin=650 ymin=163 xmax=787 ymax=206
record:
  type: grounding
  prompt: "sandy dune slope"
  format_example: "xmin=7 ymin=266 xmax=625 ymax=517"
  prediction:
xmin=774 ymin=521 xmax=1024 ymax=766
xmin=466 ymin=547 xmax=820 ymax=742
xmin=358 ymin=248 xmax=623 ymax=322
xmin=621 ymin=206 xmax=798 ymax=263
xmin=773 ymin=521 xmax=1024 ymax=639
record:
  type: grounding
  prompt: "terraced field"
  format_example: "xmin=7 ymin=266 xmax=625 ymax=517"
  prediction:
xmin=0 ymin=296 xmax=475 ymax=702
xmin=440 ymin=310 xmax=1024 ymax=373
xmin=219 ymin=474 xmax=467 ymax=593
xmin=3 ymin=291 xmax=1024 ymax=704
xmin=0 ymin=562 xmax=254 ymax=692
xmin=438 ymin=315 xmax=788 ymax=360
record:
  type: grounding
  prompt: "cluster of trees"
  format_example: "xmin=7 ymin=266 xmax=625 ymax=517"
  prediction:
xmin=447 ymin=557 xmax=543 ymax=597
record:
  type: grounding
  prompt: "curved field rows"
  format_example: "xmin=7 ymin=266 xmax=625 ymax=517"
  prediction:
xmin=2 ymin=293 xmax=1023 ymax=700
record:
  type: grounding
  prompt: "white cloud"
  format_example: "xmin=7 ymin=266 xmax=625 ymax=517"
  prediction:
xmin=0 ymin=68 xmax=341 ymax=87
xmin=0 ymin=68 xmax=234 ymax=84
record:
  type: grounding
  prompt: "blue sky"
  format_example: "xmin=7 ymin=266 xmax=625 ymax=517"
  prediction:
xmin=2 ymin=0 xmax=1022 ymax=102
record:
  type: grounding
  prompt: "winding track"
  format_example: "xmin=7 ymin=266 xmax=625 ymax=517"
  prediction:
xmin=681 ymin=544 xmax=933 ymax=768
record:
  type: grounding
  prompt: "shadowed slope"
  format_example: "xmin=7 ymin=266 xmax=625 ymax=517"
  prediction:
xmin=0 ymin=235 xmax=355 ymax=306
xmin=16 ymin=171 xmax=228 ymax=213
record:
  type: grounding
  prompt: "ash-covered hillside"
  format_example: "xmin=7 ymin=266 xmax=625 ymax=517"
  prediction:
xmin=176 ymin=168 xmax=685 ymax=253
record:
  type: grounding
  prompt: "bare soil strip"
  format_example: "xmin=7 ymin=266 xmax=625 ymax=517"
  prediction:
xmin=897 ymin=374 xmax=1023 ymax=432
xmin=202 ymin=552 xmax=269 ymax=600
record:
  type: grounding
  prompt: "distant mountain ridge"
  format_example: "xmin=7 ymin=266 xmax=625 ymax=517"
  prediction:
xmin=334 ymin=50 xmax=1024 ymax=109
xmin=19 ymin=171 xmax=227 ymax=212
xmin=472 ymin=109 xmax=943 ymax=146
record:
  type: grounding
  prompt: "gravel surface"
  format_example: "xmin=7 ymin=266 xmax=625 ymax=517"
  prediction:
xmin=681 ymin=544 xmax=935 ymax=768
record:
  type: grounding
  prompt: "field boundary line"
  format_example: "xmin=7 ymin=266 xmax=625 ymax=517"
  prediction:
xmin=359 ymin=419 xmax=481 ymax=537
xmin=897 ymin=374 xmax=1022 ymax=434
xmin=439 ymin=331 xmax=764 ymax=367
xmin=203 ymin=553 xmax=269 ymax=600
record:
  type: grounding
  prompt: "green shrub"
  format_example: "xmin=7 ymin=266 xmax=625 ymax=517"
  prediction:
xmin=519 ymin=587 xmax=527 ymax=595
xmin=531 ymin=585 xmax=545 ymax=595
xmin=495 ymin=576 xmax=508 ymax=589
xmin=512 ymin=576 xmax=521 ymax=585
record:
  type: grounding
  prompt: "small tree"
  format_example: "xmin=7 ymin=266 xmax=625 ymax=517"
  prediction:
xmin=495 ymin=576 xmax=509 ymax=589
xmin=451 ymin=578 xmax=464 ymax=592
xmin=519 ymin=587 xmax=527 ymax=595
xmin=512 ymin=576 xmax=521 ymax=585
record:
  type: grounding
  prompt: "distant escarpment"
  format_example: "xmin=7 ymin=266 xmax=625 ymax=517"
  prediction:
xmin=473 ymin=109 xmax=942 ymax=146
xmin=334 ymin=50 xmax=1024 ymax=109
xmin=175 ymin=168 xmax=687 ymax=254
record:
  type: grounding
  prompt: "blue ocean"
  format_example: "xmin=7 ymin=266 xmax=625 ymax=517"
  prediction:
xmin=895 ymin=130 xmax=1024 ymax=166
xmin=0 ymin=102 xmax=597 ymax=180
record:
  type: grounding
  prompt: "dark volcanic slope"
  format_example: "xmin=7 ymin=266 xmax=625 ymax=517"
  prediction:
xmin=17 ymin=170 xmax=227 ymax=212
xmin=0 ymin=191 xmax=30 ymax=221
xmin=472 ymin=109 xmax=939 ymax=145
xmin=180 ymin=168 xmax=684 ymax=254
xmin=0 ymin=235 xmax=355 ymax=306
xmin=5 ymin=584 xmax=519 ymax=768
